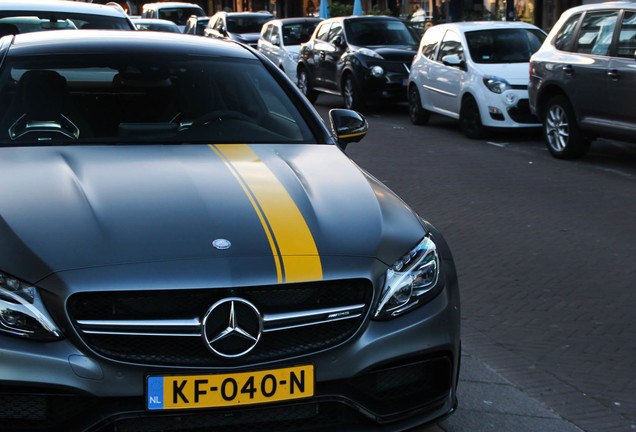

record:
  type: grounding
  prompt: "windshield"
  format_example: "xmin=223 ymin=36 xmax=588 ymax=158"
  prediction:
xmin=345 ymin=19 xmax=419 ymax=46
xmin=465 ymin=28 xmax=546 ymax=63
xmin=0 ymin=12 xmax=133 ymax=31
xmin=227 ymin=15 xmax=273 ymax=34
xmin=282 ymin=21 xmax=319 ymax=46
xmin=0 ymin=54 xmax=317 ymax=146
xmin=158 ymin=7 xmax=205 ymax=26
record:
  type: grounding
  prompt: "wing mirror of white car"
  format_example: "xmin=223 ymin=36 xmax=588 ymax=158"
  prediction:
xmin=329 ymin=108 xmax=368 ymax=151
xmin=442 ymin=54 xmax=465 ymax=69
xmin=271 ymin=35 xmax=280 ymax=46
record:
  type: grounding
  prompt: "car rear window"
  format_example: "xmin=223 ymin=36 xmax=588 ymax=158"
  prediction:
xmin=227 ymin=15 xmax=274 ymax=34
xmin=282 ymin=22 xmax=319 ymax=46
xmin=0 ymin=54 xmax=317 ymax=146
xmin=465 ymin=28 xmax=546 ymax=63
xmin=0 ymin=12 xmax=133 ymax=31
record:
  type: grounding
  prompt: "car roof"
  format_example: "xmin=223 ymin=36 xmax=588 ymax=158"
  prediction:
xmin=0 ymin=0 xmax=128 ymax=17
xmin=433 ymin=21 xmax=542 ymax=32
xmin=267 ymin=18 xmax=322 ymax=25
xmin=4 ymin=29 xmax=257 ymax=59
xmin=562 ymin=1 xmax=636 ymax=14
xmin=142 ymin=2 xmax=204 ymax=9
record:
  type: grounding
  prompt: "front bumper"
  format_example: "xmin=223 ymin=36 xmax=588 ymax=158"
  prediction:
xmin=479 ymin=88 xmax=540 ymax=128
xmin=0 ymin=269 xmax=459 ymax=431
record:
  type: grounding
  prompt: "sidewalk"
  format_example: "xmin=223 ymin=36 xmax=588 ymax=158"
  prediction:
xmin=419 ymin=351 xmax=585 ymax=432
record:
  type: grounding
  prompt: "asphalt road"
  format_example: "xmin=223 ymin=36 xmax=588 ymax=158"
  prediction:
xmin=313 ymin=95 xmax=636 ymax=432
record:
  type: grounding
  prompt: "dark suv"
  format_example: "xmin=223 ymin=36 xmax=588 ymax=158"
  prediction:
xmin=297 ymin=16 xmax=420 ymax=111
xmin=529 ymin=2 xmax=636 ymax=159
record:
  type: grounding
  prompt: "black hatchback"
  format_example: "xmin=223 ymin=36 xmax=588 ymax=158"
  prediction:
xmin=297 ymin=16 xmax=420 ymax=111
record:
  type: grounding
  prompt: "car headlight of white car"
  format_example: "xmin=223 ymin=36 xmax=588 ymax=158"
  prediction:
xmin=375 ymin=236 xmax=440 ymax=319
xmin=0 ymin=271 xmax=61 ymax=340
xmin=483 ymin=76 xmax=511 ymax=94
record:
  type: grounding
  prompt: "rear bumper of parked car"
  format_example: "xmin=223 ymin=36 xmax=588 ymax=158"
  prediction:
xmin=1 ymin=271 xmax=459 ymax=432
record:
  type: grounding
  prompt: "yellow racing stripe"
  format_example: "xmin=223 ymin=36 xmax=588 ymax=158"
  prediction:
xmin=210 ymin=144 xmax=322 ymax=283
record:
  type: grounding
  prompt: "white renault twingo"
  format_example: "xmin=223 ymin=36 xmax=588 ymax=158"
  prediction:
xmin=408 ymin=21 xmax=546 ymax=138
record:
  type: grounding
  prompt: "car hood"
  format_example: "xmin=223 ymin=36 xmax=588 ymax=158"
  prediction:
xmin=365 ymin=46 xmax=418 ymax=62
xmin=0 ymin=144 xmax=424 ymax=283
xmin=231 ymin=32 xmax=261 ymax=43
xmin=472 ymin=62 xmax=531 ymax=85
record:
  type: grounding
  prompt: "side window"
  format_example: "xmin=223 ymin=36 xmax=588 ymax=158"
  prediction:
xmin=553 ymin=13 xmax=581 ymax=51
xmin=421 ymin=26 xmax=442 ymax=60
xmin=574 ymin=10 xmax=619 ymax=56
xmin=214 ymin=17 xmax=225 ymax=32
xmin=262 ymin=24 xmax=273 ymax=41
xmin=616 ymin=11 xmax=636 ymax=58
xmin=315 ymin=22 xmax=330 ymax=41
xmin=437 ymin=30 xmax=464 ymax=62
xmin=271 ymin=26 xmax=280 ymax=44
xmin=327 ymin=23 xmax=343 ymax=44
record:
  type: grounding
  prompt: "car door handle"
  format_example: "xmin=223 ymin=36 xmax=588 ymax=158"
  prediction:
xmin=562 ymin=64 xmax=574 ymax=75
xmin=607 ymin=69 xmax=620 ymax=80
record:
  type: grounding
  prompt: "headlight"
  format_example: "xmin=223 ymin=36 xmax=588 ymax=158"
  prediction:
xmin=374 ymin=236 xmax=440 ymax=319
xmin=357 ymin=48 xmax=383 ymax=59
xmin=483 ymin=76 xmax=511 ymax=94
xmin=0 ymin=271 xmax=62 ymax=340
xmin=371 ymin=65 xmax=385 ymax=78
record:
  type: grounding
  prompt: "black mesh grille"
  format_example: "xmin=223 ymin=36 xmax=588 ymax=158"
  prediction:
xmin=67 ymin=279 xmax=373 ymax=366
xmin=508 ymin=98 xmax=539 ymax=124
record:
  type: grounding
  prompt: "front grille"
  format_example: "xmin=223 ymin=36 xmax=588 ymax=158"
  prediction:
xmin=508 ymin=98 xmax=539 ymax=124
xmin=67 ymin=279 xmax=373 ymax=366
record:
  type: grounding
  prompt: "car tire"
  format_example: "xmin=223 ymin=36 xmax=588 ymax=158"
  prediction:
xmin=408 ymin=85 xmax=430 ymax=125
xmin=343 ymin=75 xmax=365 ymax=111
xmin=459 ymin=96 xmax=486 ymax=139
xmin=543 ymin=95 xmax=590 ymax=159
xmin=297 ymin=67 xmax=318 ymax=103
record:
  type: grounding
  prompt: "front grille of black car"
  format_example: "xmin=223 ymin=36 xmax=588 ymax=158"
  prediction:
xmin=67 ymin=279 xmax=373 ymax=366
xmin=508 ymin=98 xmax=539 ymax=124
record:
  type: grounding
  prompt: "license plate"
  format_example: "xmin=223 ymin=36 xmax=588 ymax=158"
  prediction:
xmin=146 ymin=365 xmax=313 ymax=410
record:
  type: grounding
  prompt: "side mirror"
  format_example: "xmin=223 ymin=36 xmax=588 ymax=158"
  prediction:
xmin=333 ymin=35 xmax=345 ymax=47
xmin=271 ymin=35 xmax=280 ymax=46
xmin=442 ymin=54 xmax=465 ymax=69
xmin=329 ymin=109 xmax=368 ymax=151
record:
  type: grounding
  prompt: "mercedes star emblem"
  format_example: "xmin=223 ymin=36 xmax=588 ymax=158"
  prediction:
xmin=202 ymin=297 xmax=263 ymax=358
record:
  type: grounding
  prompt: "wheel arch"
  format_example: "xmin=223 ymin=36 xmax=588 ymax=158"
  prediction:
xmin=536 ymin=84 xmax=568 ymax=121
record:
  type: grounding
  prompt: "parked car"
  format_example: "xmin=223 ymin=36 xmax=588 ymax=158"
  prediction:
xmin=258 ymin=17 xmax=321 ymax=82
xmin=132 ymin=17 xmax=181 ymax=33
xmin=183 ymin=14 xmax=209 ymax=35
xmin=205 ymin=11 xmax=274 ymax=48
xmin=408 ymin=21 xmax=546 ymax=138
xmin=0 ymin=0 xmax=135 ymax=33
xmin=141 ymin=2 xmax=204 ymax=32
xmin=0 ymin=29 xmax=459 ymax=432
xmin=529 ymin=2 xmax=636 ymax=159
xmin=298 ymin=15 xmax=420 ymax=111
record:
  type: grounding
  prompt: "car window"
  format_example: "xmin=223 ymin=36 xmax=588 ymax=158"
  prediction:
xmin=213 ymin=17 xmax=224 ymax=32
xmin=315 ymin=22 xmax=330 ymax=41
xmin=158 ymin=7 xmax=204 ymax=26
xmin=262 ymin=23 xmax=273 ymax=40
xmin=616 ymin=11 xmax=636 ymax=58
xmin=0 ymin=12 xmax=132 ymax=31
xmin=270 ymin=25 xmax=280 ymax=43
xmin=345 ymin=19 xmax=418 ymax=46
xmin=465 ymin=28 xmax=546 ymax=63
xmin=282 ymin=22 xmax=319 ymax=46
xmin=574 ymin=10 xmax=619 ymax=56
xmin=553 ymin=13 xmax=582 ymax=51
xmin=420 ymin=26 xmax=443 ymax=60
xmin=0 ymin=55 xmax=317 ymax=145
xmin=437 ymin=30 xmax=463 ymax=62
xmin=327 ymin=22 xmax=342 ymax=44
xmin=226 ymin=15 xmax=273 ymax=34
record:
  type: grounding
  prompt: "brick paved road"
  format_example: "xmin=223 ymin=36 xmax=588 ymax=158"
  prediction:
xmin=314 ymin=96 xmax=636 ymax=432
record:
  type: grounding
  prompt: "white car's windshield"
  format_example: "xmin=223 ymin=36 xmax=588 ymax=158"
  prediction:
xmin=465 ymin=28 xmax=546 ymax=63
